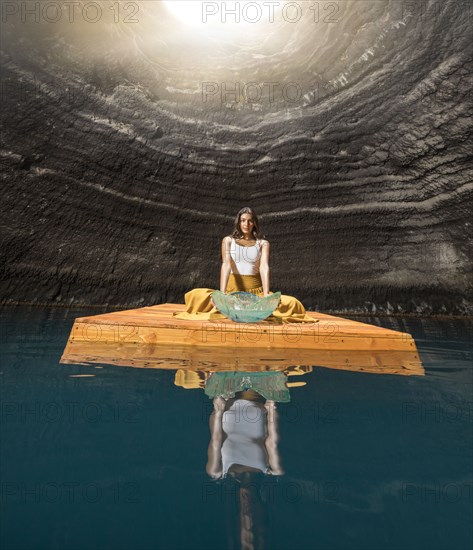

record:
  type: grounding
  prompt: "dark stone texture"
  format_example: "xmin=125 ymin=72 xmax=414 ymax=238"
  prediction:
xmin=0 ymin=1 xmax=472 ymax=315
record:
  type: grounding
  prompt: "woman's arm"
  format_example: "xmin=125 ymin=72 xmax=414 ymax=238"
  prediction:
xmin=264 ymin=400 xmax=284 ymax=475
xmin=220 ymin=237 xmax=232 ymax=293
xmin=206 ymin=397 xmax=225 ymax=478
xmin=259 ymin=240 xmax=270 ymax=297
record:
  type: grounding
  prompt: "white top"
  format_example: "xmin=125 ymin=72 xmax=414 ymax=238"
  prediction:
xmin=221 ymin=399 xmax=270 ymax=475
xmin=229 ymin=237 xmax=262 ymax=276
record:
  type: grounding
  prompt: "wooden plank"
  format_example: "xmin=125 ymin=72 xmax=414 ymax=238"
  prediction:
xmin=65 ymin=303 xmax=417 ymax=352
xmin=68 ymin=323 xmax=416 ymax=350
xmin=69 ymin=320 xmax=413 ymax=343
xmin=73 ymin=308 xmax=406 ymax=337
xmin=77 ymin=304 xmax=385 ymax=327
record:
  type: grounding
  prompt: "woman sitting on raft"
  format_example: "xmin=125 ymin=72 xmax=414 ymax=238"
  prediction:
xmin=173 ymin=207 xmax=316 ymax=323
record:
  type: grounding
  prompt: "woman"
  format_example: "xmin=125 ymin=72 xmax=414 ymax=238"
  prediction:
xmin=173 ymin=207 xmax=315 ymax=323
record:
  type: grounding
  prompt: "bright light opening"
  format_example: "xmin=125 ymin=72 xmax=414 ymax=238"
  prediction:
xmin=163 ymin=1 xmax=207 ymax=26
xmin=163 ymin=1 xmax=285 ymax=28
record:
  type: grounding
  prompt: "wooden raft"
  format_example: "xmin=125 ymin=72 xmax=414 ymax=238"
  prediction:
xmin=63 ymin=303 xmax=418 ymax=352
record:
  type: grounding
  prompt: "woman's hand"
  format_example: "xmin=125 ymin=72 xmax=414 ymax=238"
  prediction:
xmin=213 ymin=396 xmax=226 ymax=413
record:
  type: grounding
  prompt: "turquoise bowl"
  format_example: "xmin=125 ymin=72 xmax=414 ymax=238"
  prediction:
xmin=211 ymin=291 xmax=281 ymax=323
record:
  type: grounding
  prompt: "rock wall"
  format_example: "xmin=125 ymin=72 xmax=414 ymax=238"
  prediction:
xmin=0 ymin=1 xmax=472 ymax=314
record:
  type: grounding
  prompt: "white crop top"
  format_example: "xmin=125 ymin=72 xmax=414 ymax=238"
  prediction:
xmin=229 ymin=237 xmax=262 ymax=276
xmin=221 ymin=399 xmax=270 ymax=475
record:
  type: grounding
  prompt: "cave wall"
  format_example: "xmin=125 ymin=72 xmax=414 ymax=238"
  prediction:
xmin=0 ymin=0 xmax=472 ymax=315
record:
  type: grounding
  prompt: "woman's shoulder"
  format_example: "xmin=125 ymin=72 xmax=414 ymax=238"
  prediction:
xmin=222 ymin=235 xmax=233 ymax=244
xmin=258 ymin=238 xmax=269 ymax=247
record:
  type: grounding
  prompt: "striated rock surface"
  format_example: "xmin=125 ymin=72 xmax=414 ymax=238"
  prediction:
xmin=0 ymin=1 xmax=472 ymax=315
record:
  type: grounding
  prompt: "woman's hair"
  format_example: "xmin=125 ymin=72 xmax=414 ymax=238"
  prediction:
xmin=231 ymin=207 xmax=265 ymax=240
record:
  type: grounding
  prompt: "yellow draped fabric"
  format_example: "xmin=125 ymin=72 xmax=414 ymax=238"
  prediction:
xmin=173 ymin=273 xmax=317 ymax=324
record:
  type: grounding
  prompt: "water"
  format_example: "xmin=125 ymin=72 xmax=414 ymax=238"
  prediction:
xmin=1 ymin=306 xmax=472 ymax=550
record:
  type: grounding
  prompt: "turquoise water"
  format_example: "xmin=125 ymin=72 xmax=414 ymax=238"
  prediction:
xmin=1 ymin=306 xmax=472 ymax=550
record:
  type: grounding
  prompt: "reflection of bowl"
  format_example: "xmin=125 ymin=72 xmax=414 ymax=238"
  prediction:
xmin=211 ymin=291 xmax=281 ymax=323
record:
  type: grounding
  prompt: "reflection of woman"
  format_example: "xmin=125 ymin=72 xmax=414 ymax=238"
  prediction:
xmin=202 ymin=370 xmax=290 ymax=550
xmin=206 ymin=387 xmax=285 ymax=480
xmin=208 ymin=392 xmax=281 ymax=550
xmin=173 ymin=207 xmax=316 ymax=323
xmin=205 ymin=369 xmax=289 ymax=477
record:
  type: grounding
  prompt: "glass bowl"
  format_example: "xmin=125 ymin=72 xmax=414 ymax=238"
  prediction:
xmin=211 ymin=291 xmax=281 ymax=323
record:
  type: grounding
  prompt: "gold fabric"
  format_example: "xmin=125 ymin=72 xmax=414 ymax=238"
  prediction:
xmin=173 ymin=273 xmax=317 ymax=324
xmin=225 ymin=273 xmax=264 ymax=295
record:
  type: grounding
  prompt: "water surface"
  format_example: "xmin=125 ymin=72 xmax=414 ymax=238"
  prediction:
xmin=1 ymin=306 xmax=471 ymax=550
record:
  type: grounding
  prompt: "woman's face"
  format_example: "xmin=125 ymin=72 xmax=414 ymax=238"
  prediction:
xmin=240 ymin=213 xmax=254 ymax=235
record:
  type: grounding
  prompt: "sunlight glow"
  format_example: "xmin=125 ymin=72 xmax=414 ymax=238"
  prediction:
xmin=163 ymin=1 xmax=207 ymax=26
xmin=163 ymin=1 xmax=284 ymax=28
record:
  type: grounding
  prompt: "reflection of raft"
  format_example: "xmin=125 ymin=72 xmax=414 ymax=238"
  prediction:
xmin=60 ymin=339 xmax=424 ymax=376
xmin=61 ymin=304 xmax=423 ymax=374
